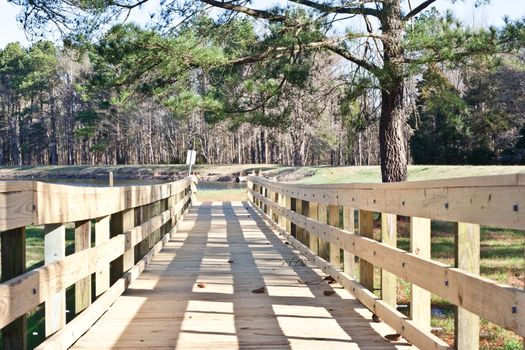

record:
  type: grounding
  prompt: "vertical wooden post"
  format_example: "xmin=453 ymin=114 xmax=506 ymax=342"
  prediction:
xmin=279 ymin=193 xmax=286 ymax=229
xmin=44 ymin=224 xmax=66 ymax=336
xmin=108 ymin=171 xmax=114 ymax=187
xmin=328 ymin=205 xmax=341 ymax=268
xmin=455 ymin=222 xmax=480 ymax=350
xmin=318 ymin=204 xmax=329 ymax=260
xmin=75 ymin=220 xmax=92 ymax=314
xmin=343 ymin=207 xmax=355 ymax=276
xmin=110 ymin=208 xmax=135 ymax=284
xmin=410 ymin=217 xmax=431 ymax=331
xmin=359 ymin=210 xmax=374 ymax=291
xmin=308 ymin=202 xmax=319 ymax=255
xmin=285 ymin=195 xmax=292 ymax=236
xmin=95 ymin=216 xmax=110 ymax=296
xmin=290 ymin=197 xmax=297 ymax=238
xmin=1 ymin=227 xmax=27 ymax=350
xmin=301 ymin=200 xmax=309 ymax=246
xmin=381 ymin=213 xmax=397 ymax=308
xmin=296 ymin=199 xmax=303 ymax=242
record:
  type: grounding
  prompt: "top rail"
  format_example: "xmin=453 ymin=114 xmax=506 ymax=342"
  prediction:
xmin=249 ymin=174 xmax=525 ymax=230
xmin=0 ymin=177 xmax=194 ymax=231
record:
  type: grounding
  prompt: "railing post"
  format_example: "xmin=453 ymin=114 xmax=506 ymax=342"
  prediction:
xmin=279 ymin=193 xmax=286 ymax=229
xmin=307 ymin=201 xmax=319 ymax=254
xmin=410 ymin=217 xmax=431 ymax=331
xmin=301 ymin=200 xmax=309 ymax=246
xmin=44 ymin=224 xmax=66 ymax=336
xmin=343 ymin=207 xmax=355 ymax=276
xmin=381 ymin=213 xmax=397 ymax=308
xmin=328 ymin=205 xmax=341 ymax=268
xmin=75 ymin=220 xmax=92 ymax=314
xmin=1 ymin=227 xmax=27 ymax=350
xmin=455 ymin=222 xmax=480 ymax=350
xmin=95 ymin=216 xmax=111 ymax=296
xmin=110 ymin=209 xmax=135 ymax=284
xmin=285 ymin=195 xmax=292 ymax=236
xmin=318 ymin=203 xmax=329 ymax=260
xmin=296 ymin=199 xmax=303 ymax=242
xmin=359 ymin=210 xmax=374 ymax=292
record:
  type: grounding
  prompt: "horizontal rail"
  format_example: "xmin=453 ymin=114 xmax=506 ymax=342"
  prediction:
xmin=0 ymin=177 xmax=193 ymax=231
xmin=249 ymin=174 xmax=525 ymax=230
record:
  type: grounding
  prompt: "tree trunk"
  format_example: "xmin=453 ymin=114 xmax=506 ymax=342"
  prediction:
xmin=379 ymin=0 xmax=408 ymax=183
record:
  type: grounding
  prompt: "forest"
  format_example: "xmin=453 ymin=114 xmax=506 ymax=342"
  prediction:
xmin=0 ymin=1 xmax=524 ymax=179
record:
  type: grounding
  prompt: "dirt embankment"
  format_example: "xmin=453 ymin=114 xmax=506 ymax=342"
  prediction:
xmin=0 ymin=164 xmax=283 ymax=182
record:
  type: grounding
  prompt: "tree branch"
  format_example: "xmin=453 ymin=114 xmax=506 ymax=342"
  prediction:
xmin=325 ymin=45 xmax=380 ymax=73
xmin=199 ymin=0 xmax=287 ymax=21
xmin=289 ymin=0 xmax=381 ymax=18
xmin=404 ymin=0 xmax=436 ymax=20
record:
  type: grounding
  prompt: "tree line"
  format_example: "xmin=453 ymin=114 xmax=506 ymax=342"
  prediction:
xmin=0 ymin=4 xmax=524 ymax=171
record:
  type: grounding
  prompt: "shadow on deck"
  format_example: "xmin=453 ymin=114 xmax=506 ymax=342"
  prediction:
xmin=71 ymin=201 xmax=412 ymax=350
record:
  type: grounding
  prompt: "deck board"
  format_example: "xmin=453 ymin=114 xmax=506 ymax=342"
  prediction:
xmin=72 ymin=201 xmax=414 ymax=350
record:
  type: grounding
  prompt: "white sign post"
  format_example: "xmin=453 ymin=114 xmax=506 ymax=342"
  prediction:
xmin=186 ymin=150 xmax=197 ymax=176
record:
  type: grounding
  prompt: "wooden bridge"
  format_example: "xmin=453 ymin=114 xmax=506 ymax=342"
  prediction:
xmin=0 ymin=175 xmax=524 ymax=349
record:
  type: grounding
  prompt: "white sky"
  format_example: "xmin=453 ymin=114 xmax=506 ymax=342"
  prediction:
xmin=0 ymin=0 xmax=523 ymax=48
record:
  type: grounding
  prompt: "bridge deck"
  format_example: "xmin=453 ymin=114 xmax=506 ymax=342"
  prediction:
xmin=72 ymin=201 xmax=412 ymax=350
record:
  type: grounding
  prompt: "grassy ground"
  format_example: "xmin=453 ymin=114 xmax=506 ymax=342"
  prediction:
xmin=264 ymin=165 xmax=525 ymax=184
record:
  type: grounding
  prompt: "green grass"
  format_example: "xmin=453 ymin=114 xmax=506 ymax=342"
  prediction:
xmin=264 ymin=165 xmax=525 ymax=184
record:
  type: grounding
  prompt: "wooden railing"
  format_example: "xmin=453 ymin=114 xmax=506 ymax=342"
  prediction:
xmin=0 ymin=177 xmax=196 ymax=350
xmin=247 ymin=174 xmax=525 ymax=350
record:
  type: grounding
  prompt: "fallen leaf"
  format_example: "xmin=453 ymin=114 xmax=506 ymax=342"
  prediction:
xmin=284 ymin=242 xmax=290 ymax=245
xmin=385 ymin=334 xmax=402 ymax=341
xmin=197 ymin=282 xmax=207 ymax=288
xmin=228 ymin=259 xmax=234 ymax=264
xmin=372 ymin=314 xmax=382 ymax=323
xmin=323 ymin=290 xmax=336 ymax=296
xmin=252 ymin=287 xmax=266 ymax=294
xmin=323 ymin=276 xmax=336 ymax=284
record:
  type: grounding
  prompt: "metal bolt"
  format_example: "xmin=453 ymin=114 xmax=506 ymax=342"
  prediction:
xmin=402 ymin=201 xmax=405 ymax=206
xmin=445 ymin=203 xmax=449 ymax=209
xmin=32 ymin=288 xmax=37 ymax=295
xmin=513 ymin=204 xmax=519 ymax=212
xmin=401 ymin=262 xmax=405 ymax=267
xmin=512 ymin=305 xmax=517 ymax=314
xmin=445 ymin=280 xmax=449 ymax=287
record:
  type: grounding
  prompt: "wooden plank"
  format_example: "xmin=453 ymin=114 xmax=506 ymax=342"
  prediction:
xmin=410 ymin=217 xmax=431 ymax=331
xmin=318 ymin=203 xmax=329 ymax=260
xmin=307 ymin=201 xmax=319 ymax=255
xmin=1 ymin=227 xmax=27 ymax=350
xmin=248 ymin=176 xmax=525 ymax=231
xmin=75 ymin=220 xmax=92 ymax=314
xmin=33 ymin=178 xmax=193 ymax=226
xmin=95 ymin=217 xmax=111 ymax=296
xmin=0 ymin=190 xmax=34 ymax=232
xmin=381 ymin=213 xmax=397 ymax=308
xmin=328 ymin=205 xmax=341 ymax=269
xmin=110 ymin=209 xmax=135 ymax=284
xmin=44 ymin=224 xmax=66 ymax=336
xmin=343 ymin=207 xmax=355 ymax=276
xmin=455 ymin=222 xmax=480 ymax=350
xmin=359 ymin=210 xmax=374 ymax=292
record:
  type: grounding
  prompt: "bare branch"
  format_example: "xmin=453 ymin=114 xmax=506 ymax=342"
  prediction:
xmin=199 ymin=0 xmax=287 ymax=21
xmin=289 ymin=0 xmax=381 ymax=18
xmin=404 ymin=0 xmax=436 ymax=20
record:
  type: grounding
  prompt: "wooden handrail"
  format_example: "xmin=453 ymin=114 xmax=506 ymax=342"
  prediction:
xmin=247 ymin=174 xmax=525 ymax=350
xmin=0 ymin=177 xmax=196 ymax=350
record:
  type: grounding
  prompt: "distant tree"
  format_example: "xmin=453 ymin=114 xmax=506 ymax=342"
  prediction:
xmin=9 ymin=0 xmax=525 ymax=181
